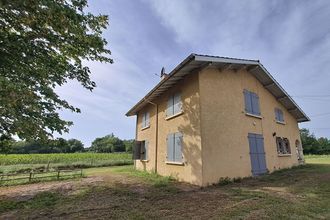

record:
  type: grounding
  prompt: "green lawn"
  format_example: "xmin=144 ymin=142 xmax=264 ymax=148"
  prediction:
xmin=0 ymin=155 xmax=329 ymax=219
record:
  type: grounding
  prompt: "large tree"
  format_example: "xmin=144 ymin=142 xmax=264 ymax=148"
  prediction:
xmin=0 ymin=0 xmax=112 ymax=140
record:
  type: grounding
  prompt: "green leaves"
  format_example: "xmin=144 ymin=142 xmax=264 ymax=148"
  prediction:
xmin=0 ymin=0 xmax=112 ymax=140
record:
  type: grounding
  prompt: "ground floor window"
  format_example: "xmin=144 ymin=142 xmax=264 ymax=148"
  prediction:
xmin=133 ymin=140 xmax=148 ymax=160
xmin=276 ymin=137 xmax=291 ymax=155
xmin=166 ymin=132 xmax=183 ymax=163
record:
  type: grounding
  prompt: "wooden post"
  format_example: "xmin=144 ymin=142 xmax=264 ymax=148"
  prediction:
xmin=57 ymin=170 xmax=60 ymax=180
xmin=29 ymin=172 xmax=32 ymax=182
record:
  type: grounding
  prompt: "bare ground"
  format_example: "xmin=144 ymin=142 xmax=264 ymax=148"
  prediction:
xmin=0 ymin=164 xmax=330 ymax=220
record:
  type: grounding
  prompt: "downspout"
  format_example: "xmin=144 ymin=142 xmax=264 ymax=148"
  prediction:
xmin=145 ymin=99 xmax=159 ymax=174
xmin=134 ymin=113 xmax=138 ymax=170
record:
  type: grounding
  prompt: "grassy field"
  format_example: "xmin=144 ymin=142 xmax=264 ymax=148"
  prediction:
xmin=0 ymin=155 xmax=329 ymax=219
xmin=0 ymin=153 xmax=133 ymax=173
xmin=304 ymin=154 xmax=330 ymax=164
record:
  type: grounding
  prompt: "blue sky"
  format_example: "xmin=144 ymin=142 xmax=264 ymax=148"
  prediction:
xmin=57 ymin=0 xmax=330 ymax=146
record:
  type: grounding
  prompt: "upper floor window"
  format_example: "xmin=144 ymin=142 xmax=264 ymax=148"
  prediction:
xmin=166 ymin=132 xmax=183 ymax=163
xmin=275 ymin=108 xmax=284 ymax=123
xmin=243 ymin=89 xmax=260 ymax=116
xmin=141 ymin=112 xmax=150 ymax=129
xmin=276 ymin=137 xmax=291 ymax=155
xmin=166 ymin=93 xmax=182 ymax=117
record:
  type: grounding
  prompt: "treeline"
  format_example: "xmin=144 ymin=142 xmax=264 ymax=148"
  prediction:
xmin=0 ymin=133 xmax=134 ymax=154
xmin=301 ymin=128 xmax=330 ymax=155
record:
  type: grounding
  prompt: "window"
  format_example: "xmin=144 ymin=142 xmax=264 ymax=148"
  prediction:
xmin=275 ymin=108 xmax=284 ymax=123
xmin=166 ymin=132 xmax=183 ymax=163
xmin=276 ymin=137 xmax=291 ymax=155
xmin=166 ymin=93 xmax=182 ymax=117
xmin=244 ymin=89 xmax=260 ymax=116
xmin=132 ymin=140 xmax=148 ymax=160
xmin=283 ymin=138 xmax=291 ymax=154
xmin=141 ymin=112 xmax=150 ymax=129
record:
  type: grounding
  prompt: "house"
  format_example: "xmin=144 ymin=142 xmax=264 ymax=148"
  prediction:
xmin=126 ymin=54 xmax=310 ymax=186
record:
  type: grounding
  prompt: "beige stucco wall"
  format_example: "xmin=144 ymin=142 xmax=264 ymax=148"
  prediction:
xmin=199 ymin=67 xmax=302 ymax=186
xmin=135 ymin=73 xmax=203 ymax=185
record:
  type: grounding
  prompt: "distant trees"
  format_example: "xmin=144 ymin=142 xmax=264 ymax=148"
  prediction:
xmin=0 ymin=133 xmax=134 ymax=154
xmin=300 ymin=128 xmax=330 ymax=154
xmin=0 ymin=137 xmax=85 ymax=154
xmin=90 ymin=133 xmax=127 ymax=153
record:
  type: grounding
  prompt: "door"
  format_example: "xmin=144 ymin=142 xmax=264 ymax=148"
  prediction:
xmin=248 ymin=133 xmax=268 ymax=175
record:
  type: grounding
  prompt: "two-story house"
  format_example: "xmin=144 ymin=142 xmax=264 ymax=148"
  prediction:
xmin=126 ymin=54 xmax=310 ymax=186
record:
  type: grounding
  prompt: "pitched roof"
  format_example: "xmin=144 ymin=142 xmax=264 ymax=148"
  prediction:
xmin=126 ymin=53 xmax=310 ymax=122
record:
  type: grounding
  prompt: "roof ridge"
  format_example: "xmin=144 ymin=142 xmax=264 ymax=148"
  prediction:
xmin=193 ymin=53 xmax=259 ymax=63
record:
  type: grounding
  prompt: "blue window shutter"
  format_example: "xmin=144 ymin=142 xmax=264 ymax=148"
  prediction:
xmin=144 ymin=141 xmax=149 ymax=160
xmin=174 ymin=132 xmax=183 ymax=162
xmin=248 ymin=134 xmax=259 ymax=175
xmin=146 ymin=112 xmax=150 ymax=126
xmin=279 ymin=109 xmax=284 ymax=122
xmin=167 ymin=96 xmax=174 ymax=117
xmin=244 ymin=90 xmax=252 ymax=113
xmin=167 ymin=133 xmax=174 ymax=161
xmin=142 ymin=113 xmax=146 ymax=128
xmin=173 ymin=93 xmax=182 ymax=114
xmin=275 ymin=108 xmax=279 ymax=121
xmin=256 ymin=135 xmax=267 ymax=173
xmin=251 ymin=93 xmax=260 ymax=115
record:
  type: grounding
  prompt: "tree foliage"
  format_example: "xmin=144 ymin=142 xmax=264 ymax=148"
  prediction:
xmin=90 ymin=133 xmax=126 ymax=153
xmin=300 ymin=128 xmax=330 ymax=154
xmin=1 ymin=136 xmax=85 ymax=154
xmin=0 ymin=0 xmax=112 ymax=140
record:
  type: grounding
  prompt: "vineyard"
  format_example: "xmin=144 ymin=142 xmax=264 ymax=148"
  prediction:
xmin=0 ymin=153 xmax=133 ymax=174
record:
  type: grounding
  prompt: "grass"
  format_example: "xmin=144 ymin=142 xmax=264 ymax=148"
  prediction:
xmin=0 ymin=192 xmax=60 ymax=213
xmin=305 ymin=154 xmax=330 ymax=164
xmin=0 ymin=155 xmax=329 ymax=219
xmin=0 ymin=153 xmax=133 ymax=174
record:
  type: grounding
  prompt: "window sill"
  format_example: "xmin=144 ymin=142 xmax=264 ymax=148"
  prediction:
xmin=245 ymin=112 xmax=262 ymax=119
xmin=278 ymin=154 xmax=291 ymax=157
xmin=165 ymin=161 xmax=184 ymax=166
xmin=141 ymin=125 xmax=150 ymax=131
xmin=276 ymin=121 xmax=286 ymax=125
xmin=165 ymin=111 xmax=183 ymax=120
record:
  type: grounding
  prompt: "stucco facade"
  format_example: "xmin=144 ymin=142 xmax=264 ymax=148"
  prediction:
xmin=127 ymin=54 xmax=308 ymax=186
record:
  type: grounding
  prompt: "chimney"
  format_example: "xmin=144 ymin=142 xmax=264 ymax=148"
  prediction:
xmin=160 ymin=67 xmax=168 ymax=80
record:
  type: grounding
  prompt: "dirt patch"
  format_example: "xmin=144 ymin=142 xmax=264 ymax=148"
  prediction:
xmin=0 ymin=176 xmax=102 ymax=201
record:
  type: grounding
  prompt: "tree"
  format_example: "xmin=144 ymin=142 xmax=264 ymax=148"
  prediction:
xmin=300 ymin=128 xmax=319 ymax=154
xmin=123 ymin=139 xmax=134 ymax=153
xmin=0 ymin=0 xmax=112 ymax=140
xmin=0 ymin=135 xmax=15 ymax=154
xmin=90 ymin=134 xmax=125 ymax=153
xmin=67 ymin=138 xmax=84 ymax=152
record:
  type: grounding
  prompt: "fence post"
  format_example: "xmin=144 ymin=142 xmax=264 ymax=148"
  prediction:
xmin=29 ymin=172 xmax=32 ymax=182
xmin=57 ymin=170 xmax=60 ymax=180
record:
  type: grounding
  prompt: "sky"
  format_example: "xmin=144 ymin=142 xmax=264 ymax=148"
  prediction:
xmin=57 ymin=0 xmax=330 ymax=146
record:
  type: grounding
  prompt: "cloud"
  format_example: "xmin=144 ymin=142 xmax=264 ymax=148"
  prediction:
xmin=55 ymin=0 xmax=330 ymax=145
